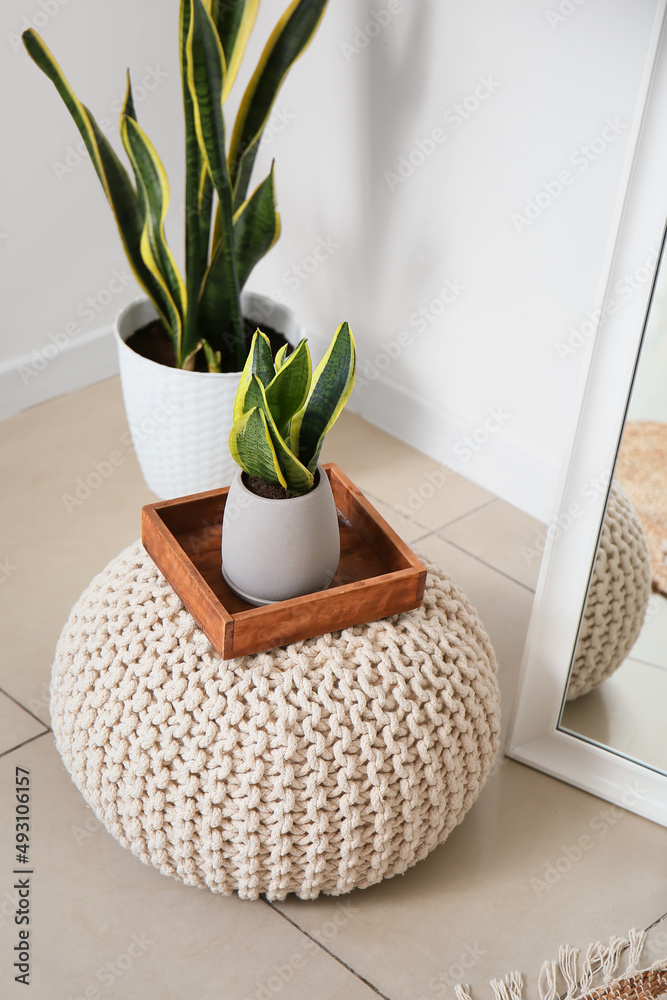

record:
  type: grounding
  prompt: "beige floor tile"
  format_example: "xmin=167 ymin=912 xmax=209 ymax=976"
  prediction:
xmin=0 ymin=377 xmax=156 ymax=725
xmin=416 ymin=534 xmax=536 ymax=746
xmin=439 ymin=498 xmax=546 ymax=590
xmin=322 ymin=412 xmax=495 ymax=530
xmin=362 ymin=492 xmax=431 ymax=545
xmin=631 ymin=592 xmax=667 ymax=671
xmin=560 ymin=657 xmax=667 ymax=773
xmin=0 ymin=735 xmax=381 ymax=1000
xmin=0 ymin=693 xmax=47 ymax=755
xmin=274 ymin=759 xmax=667 ymax=1000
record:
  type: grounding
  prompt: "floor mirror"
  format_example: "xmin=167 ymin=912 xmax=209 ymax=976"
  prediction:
xmin=507 ymin=1 xmax=667 ymax=826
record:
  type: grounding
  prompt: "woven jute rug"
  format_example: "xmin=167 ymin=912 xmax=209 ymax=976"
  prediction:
xmin=455 ymin=928 xmax=667 ymax=1000
xmin=616 ymin=420 xmax=667 ymax=596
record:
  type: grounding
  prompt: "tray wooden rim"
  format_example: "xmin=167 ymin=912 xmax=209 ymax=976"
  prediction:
xmin=142 ymin=463 xmax=426 ymax=658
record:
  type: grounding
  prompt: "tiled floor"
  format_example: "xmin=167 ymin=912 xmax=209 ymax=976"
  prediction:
xmin=1 ymin=377 xmax=666 ymax=1000
xmin=561 ymin=593 xmax=667 ymax=773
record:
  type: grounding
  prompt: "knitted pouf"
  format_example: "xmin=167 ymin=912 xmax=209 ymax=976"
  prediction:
xmin=567 ymin=479 xmax=651 ymax=700
xmin=51 ymin=541 xmax=500 ymax=901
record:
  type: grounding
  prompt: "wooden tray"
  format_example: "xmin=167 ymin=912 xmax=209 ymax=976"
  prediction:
xmin=141 ymin=463 xmax=426 ymax=659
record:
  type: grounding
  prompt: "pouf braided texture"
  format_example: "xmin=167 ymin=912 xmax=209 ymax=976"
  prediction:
xmin=51 ymin=540 xmax=500 ymax=900
xmin=567 ymin=479 xmax=651 ymax=700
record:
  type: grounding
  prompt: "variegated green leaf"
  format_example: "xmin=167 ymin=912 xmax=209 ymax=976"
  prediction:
xmin=265 ymin=338 xmax=311 ymax=438
xmin=228 ymin=0 xmax=329 ymax=210
xmin=243 ymin=376 xmax=314 ymax=495
xmin=120 ymin=113 xmax=187 ymax=360
xmin=201 ymin=338 xmax=221 ymax=372
xmin=186 ymin=0 xmax=245 ymax=365
xmin=233 ymin=163 xmax=281 ymax=290
xmin=233 ymin=329 xmax=276 ymax=422
xmin=291 ymin=321 xmax=356 ymax=473
xmin=211 ymin=0 xmax=260 ymax=101
xmin=22 ymin=29 xmax=179 ymax=348
xmin=179 ymin=0 xmax=209 ymax=361
xmin=274 ymin=343 xmax=290 ymax=370
xmin=229 ymin=405 xmax=287 ymax=488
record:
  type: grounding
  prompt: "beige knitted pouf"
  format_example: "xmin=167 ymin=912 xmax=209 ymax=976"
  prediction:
xmin=51 ymin=541 xmax=500 ymax=901
xmin=567 ymin=480 xmax=651 ymax=700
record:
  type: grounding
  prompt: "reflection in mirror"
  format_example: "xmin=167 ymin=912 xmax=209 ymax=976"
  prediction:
xmin=559 ymin=241 xmax=667 ymax=774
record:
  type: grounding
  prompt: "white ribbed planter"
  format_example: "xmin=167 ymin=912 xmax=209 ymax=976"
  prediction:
xmin=221 ymin=467 xmax=340 ymax=605
xmin=114 ymin=293 xmax=304 ymax=499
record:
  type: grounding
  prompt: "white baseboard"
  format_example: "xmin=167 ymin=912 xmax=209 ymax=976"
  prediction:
xmin=0 ymin=321 xmax=558 ymax=522
xmin=0 ymin=324 xmax=118 ymax=422
xmin=350 ymin=372 xmax=558 ymax=523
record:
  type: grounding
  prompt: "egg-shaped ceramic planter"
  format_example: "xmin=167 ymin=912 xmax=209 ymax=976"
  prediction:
xmin=114 ymin=292 xmax=304 ymax=499
xmin=221 ymin=467 xmax=340 ymax=606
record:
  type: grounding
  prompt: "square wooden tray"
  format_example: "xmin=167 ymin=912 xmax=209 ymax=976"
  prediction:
xmin=141 ymin=463 xmax=426 ymax=659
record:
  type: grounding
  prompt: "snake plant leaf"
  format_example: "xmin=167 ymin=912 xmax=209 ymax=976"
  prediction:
xmin=265 ymin=339 xmax=311 ymax=437
xmin=229 ymin=405 xmax=287 ymax=488
xmin=233 ymin=163 xmax=281 ymax=290
xmin=242 ymin=376 xmax=315 ymax=495
xmin=200 ymin=338 xmax=221 ymax=372
xmin=291 ymin=321 xmax=356 ymax=473
xmin=179 ymin=0 xmax=209 ymax=361
xmin=228 ymin=0 xmax=329 ymax=210
xmin=120 ymin=115 xmax=187 ymax=350
xmin=233 ymin=329 xmax=276 ymax=422
xmin=211 ymin=0 xmax=260 ymax=101
xmin=274 ymin=344 xmax=290 ymax=371
xmin=186 ymin=0 xmax=245 ymax=366
xmin=21 ymin=29 xmax=178 ymax=346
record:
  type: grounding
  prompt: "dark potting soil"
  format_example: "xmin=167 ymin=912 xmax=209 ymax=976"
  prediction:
xmin=243 ymin=474 xmax=295 ymax=500
xmin=125 ymin=317 xmax=290 ymax=372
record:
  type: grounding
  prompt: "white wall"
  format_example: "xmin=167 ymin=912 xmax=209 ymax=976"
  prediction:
xmin=0 ymin=0 xmax=661 ymax=521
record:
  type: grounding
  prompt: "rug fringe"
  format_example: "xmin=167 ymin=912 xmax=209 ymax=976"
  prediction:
xmin=457 ymin=928 xmax=664 ymax=1000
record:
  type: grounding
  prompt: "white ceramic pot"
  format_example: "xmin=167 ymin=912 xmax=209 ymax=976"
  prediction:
xmin=221 ymin=467 xmax=340 ymax=605
xmin=114 ymin=292 xmax=304 ymax=499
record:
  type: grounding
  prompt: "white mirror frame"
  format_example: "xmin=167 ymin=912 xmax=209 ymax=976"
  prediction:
xmin=507 ymin=1 xmax=667 ymax=827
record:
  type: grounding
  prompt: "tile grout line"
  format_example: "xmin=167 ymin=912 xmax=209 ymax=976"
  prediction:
xmin=261 ymin=900 xmax=394 ymax=1000
xmin=0 ymin=684 xmax=53 ymax=731
xmin=0 ymin=729 xmax=50 ymax=759
xmin=436 ymin=537 xmax=537 ymax=594
xmin=362 ymin=488 xmax=500 ymax=539
xmin=426 ymin=496 xmax=500 ymax=533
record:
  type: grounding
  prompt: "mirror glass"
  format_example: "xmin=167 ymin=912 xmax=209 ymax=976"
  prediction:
xmin=558 ymin=239 xmax=667 ymax=774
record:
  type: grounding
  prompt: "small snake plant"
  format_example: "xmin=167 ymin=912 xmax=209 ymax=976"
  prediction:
xmin=230 ymin=323 xmax=356 ymax=496
xmin=22 ymin=0 xmax=328 ymax=372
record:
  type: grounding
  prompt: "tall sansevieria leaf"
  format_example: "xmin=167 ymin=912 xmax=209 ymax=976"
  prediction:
xmin=230 ymin=324 xmax=356 ymax=496
xmin=22 ymin=0 xmax=329 ymax=371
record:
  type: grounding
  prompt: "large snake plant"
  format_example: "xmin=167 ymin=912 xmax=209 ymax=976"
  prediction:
xmin=22 ymin=0 xmax=328 ymax=371
xmin=230 ymin=323 xmax=356 ymax=496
